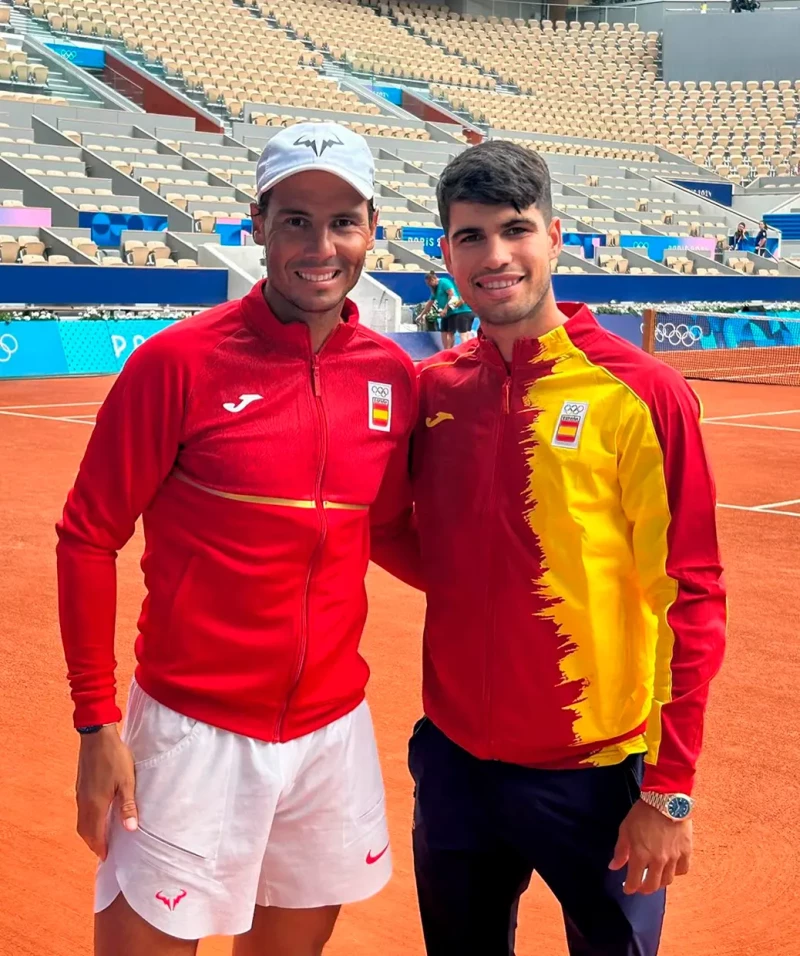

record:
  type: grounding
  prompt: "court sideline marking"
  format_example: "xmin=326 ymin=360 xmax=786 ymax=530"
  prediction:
xmin=703 ymin=421 xmax=800 ymax=433
xmin=704 ymin=408 xmax=800 ymax=421
xmin=718 ymin=504 xmax=800 ymax=518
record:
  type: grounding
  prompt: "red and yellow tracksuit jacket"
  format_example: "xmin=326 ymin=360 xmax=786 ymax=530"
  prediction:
xmin=390 ymin=303 xmax=726 ymax=795
xmin=57 ymin=280 xmax=416 ymax=742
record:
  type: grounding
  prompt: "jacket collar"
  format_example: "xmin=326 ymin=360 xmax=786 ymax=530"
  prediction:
xmin=240 ymin=279 xmax=360 ymax=355
xmin=477 ymin=303 xmax=600 ymax=372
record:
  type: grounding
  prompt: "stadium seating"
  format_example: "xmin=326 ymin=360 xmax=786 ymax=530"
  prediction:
xmin=3 ymin=0 xmax=793 ymax=285
xmin=257 ymin=0 xmax=490 ymax=89
xmin=8 ymin=0 xmax=800 ymax=182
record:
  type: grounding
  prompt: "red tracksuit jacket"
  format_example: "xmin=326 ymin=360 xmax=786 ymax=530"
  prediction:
xmin=56 ymin=280 xmax=416 ymax=742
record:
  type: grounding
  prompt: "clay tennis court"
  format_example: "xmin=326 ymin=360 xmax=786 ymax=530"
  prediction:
xmin=1 ymin=374 xmax=798 ymax=956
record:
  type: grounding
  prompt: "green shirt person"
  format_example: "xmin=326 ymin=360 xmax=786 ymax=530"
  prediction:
xmin=419 ymin=271 xmax=475 ymax=349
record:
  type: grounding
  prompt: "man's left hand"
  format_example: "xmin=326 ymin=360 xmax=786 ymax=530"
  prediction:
xmin=609 ymin=799 xmax=693 ymax=895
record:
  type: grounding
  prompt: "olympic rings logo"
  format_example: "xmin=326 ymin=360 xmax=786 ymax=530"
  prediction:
xmin=0 ymin=333 xmax=18 ymax=363
xmin=640 ymin=322 xmax=703 ymax=348
xmin=370 ymin=384 xmax=390 ymax=397
xmin=562 ymin=402 xmax=587 ymax=415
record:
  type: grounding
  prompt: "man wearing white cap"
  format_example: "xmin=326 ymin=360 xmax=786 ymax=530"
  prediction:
xmin=56 ymin=122 xmax=419 ymax=955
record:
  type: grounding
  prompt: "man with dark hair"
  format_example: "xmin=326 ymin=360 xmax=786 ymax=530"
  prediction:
xmin=374 ymin=140 xmax=726 ymax=955
xmin=58 ymin=121 xmax=416 ymax=956
xmin=417 ymin=270 xmax=475 ymax=348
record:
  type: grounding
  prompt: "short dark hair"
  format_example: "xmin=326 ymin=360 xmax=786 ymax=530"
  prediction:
xmin=257 ymin=190 xmax=375 ymax=222
xmin=436 ymin=140 xmax=553 ymax=235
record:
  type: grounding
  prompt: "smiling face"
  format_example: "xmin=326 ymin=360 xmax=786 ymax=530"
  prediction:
xmin=441 ymin=201 xmax=562 ymax=328
xmin=250 ymin=170 xmax=376 ymax=319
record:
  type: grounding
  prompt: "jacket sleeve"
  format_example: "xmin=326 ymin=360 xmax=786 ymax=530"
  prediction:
xmin=369 ymin=435 xmax=424 ymax=591
xmin=618 ymin=377 xmax=726 ymax=796
xmin=56 ymin=335 xmax=189 ymax=728
xmin=369 ymin=365 xmax=424 ymax=591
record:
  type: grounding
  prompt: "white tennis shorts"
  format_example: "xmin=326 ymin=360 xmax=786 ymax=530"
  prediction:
xmin=95 ymin=680 xmax=391 ymax=940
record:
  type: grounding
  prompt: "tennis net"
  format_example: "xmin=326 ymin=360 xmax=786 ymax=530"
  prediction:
xmin=641 ymin=310 xmax=800 ymax=386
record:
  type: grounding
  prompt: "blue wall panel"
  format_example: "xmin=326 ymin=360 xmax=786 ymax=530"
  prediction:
xmin=670 ymin=179 xmax=733 ymax=207
xmin=0 ymin=322 xmax=68 ymax=378
xmin=58 ymin=320 xmax=119 ymax=374
xmin=106 ymin=319 xmax=176 ymax=369
xmin=0 ymin=265 xmax=228 ymax=306
xmin=374 ymin=271 xmax=800 ymax=306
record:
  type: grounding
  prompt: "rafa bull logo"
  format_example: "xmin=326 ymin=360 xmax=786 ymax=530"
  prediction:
xmin=155 ymin=888 xmax=187 ymax=911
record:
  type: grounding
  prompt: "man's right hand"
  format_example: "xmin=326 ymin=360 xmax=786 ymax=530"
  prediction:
xmin=76 ymin=725 xmax=138 ymax=860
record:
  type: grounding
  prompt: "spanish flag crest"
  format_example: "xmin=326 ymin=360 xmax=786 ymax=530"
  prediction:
xmin=368 ymin=381 xmax=392 ymax=432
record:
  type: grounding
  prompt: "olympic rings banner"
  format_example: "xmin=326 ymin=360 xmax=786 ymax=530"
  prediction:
xmin=0 ymin=319 xmax=178 ymax=379
xmin=645 ymin=315 xmax=800 ymax=352
xmin=0 ymin=323 xmax=67 ymax=378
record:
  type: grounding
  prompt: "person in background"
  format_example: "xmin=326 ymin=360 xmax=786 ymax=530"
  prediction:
xmin=418 ymin=270 xmax=475 ymax=349
xmin=730 ymin=222 xmax=748 ymax=250
xmin=755 ymin=220 xmax=769 ymax=256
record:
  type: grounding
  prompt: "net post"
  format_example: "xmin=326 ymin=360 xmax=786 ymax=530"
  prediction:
xmin=642 ymin=307 xmax=656 ymax=355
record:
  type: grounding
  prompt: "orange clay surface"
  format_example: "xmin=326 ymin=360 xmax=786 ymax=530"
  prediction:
xmin=1 ymin=376 xmax=798 ymax=956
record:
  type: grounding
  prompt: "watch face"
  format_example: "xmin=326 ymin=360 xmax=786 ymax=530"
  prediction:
xmin=667 ymin=795 xmax=692 ymax=819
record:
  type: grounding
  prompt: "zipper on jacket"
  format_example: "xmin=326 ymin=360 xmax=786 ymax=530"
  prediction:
xmin=276 ymin=352 xmax=329 ymax=740
xmin=482 ymin=371 xmax=511 ymax=753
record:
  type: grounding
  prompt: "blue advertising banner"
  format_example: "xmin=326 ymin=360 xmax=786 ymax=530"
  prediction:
xmin=653 ymin=313 xmax=800 ymax=353
xmin=594 ymin=313 xmax=643 ymax=348
xmin=401 ymin=226 xmax=444 ymax=258
xmin=372 ymin=84 xmax=403 ymax=105
xmin=0 ymin=321 xmax=68 ymax=378
xmin=215 ymin=220 xmax=253 ymax=245
xmin=562 ymin=232 xmax=605 ymax=260
xmin=670 ymin=179 xmax=733 ymax=207
xmin=0 ymin=319 xmax=180 ymax=379
xmin=618 ymin=234 xmax=716 ymax=262
xmin=0 ymin=263 xmax=227 ymax=306
xmin=729 ymin=237 xmax=780 ymax=258
xmin=44 ymin=41 xmax=106 ymax=69
xmin=57 ymin=319 xmax=119 ymax=375
xmin=78 ymin=212 xmax=169 ymax=247
xmin=106 ymin=319 xmax=176 ymax=369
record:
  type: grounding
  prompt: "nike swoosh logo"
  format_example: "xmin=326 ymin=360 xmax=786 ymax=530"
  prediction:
xmin=223 ymin=394 xmax=263 ymax=413
xmin=425 ymin=412 xmax=454 ymax=429
xmin=366 ymin=842 xmax=390 ymax=865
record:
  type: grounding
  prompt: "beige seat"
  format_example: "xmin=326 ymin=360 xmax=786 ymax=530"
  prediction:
xmin=73 ymin=237 xmax=99 ymax=258
xmin=48 ymin=254 xmax=72 ymax=265
xmin=19 ymin=237 xmax=45 ymax=257
xmin=0 ymin=239 xmax=20 ymax=263
xmin=146 ymin=241 xmax=172 ymax=262
xmin=127 ymin=246 xmax=150 ymax=266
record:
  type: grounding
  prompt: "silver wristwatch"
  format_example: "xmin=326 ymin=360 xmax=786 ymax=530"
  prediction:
xmin=640 ymin=791 xmax=694 ymax=821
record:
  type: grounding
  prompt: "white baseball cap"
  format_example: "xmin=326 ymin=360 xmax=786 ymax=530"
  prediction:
xmin=255 ymin=122 xmax=375 ymax=202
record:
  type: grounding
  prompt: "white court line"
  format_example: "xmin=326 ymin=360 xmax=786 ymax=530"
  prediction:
xmin=703 ymin=421 xmax=800 ymax=433
xmin=705 ymin=408 xmax=800 ymax=422
xmin=0 ymin=401 xmax=102 ymax=410
xmin=0 ymin=409 xmax=94 ymax=424
xmin=719 ymin=504 xmax=800 ymax=518
xmin=753 ymin=498 xmax=800 ymax=510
